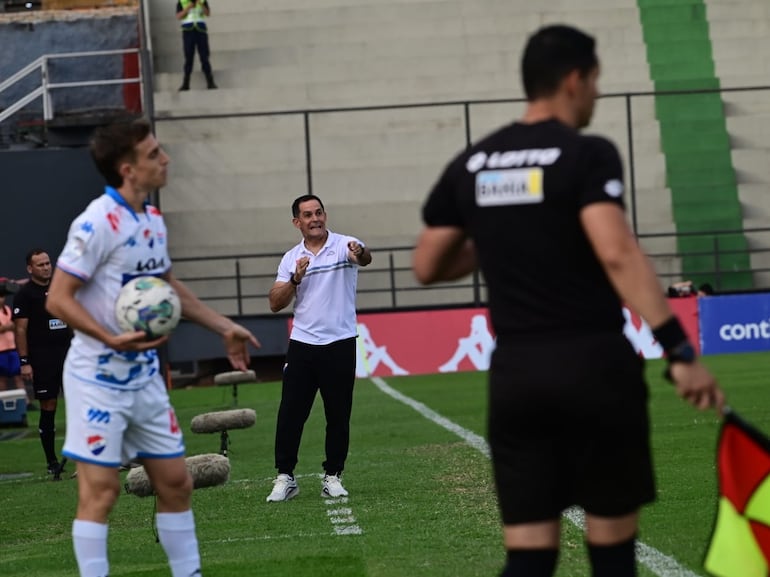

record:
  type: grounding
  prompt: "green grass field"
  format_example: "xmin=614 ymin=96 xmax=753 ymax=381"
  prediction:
xmin=1 ymin=352 xmax=768 ymax=577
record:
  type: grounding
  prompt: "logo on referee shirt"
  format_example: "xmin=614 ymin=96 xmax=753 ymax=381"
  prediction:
xmin=604 ymin=179 xmax=624 ymax=198
xmin=475 ymin=168 xmax=544 ymax=206
xmin=465 ymin=148 xmax=561 ymax=173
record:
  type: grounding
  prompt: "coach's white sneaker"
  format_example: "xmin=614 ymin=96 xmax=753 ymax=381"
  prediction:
xmin=266 ymin=474 xmax=299 ymax=502
xmin=321 ymin=474 xmax=349 ymax=498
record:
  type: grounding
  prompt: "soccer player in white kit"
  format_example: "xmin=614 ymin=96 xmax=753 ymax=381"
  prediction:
xmin=46 ymin=119 xmax=260 ymax=577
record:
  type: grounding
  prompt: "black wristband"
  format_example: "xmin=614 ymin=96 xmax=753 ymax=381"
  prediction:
xmin=19 ymin=356 xmax=29 ymax=366
xmin=651 ymin=316 xmax=689 ymax=353
xmin=289 ymin=275 xmax=300 ymax=286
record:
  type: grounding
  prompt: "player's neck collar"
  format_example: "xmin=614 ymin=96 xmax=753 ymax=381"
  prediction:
xmin=105 ymin=186 xmax=150 ymax=220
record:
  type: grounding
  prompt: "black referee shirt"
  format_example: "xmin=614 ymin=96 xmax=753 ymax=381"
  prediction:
xmin=422 ymin=118 xmax=626 ymax=341
xmin=11 ymin=280 xmax=71 ymax=355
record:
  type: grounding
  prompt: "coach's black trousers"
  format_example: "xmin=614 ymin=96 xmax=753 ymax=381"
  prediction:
xmin=274 ymin=337 xmax=356 ymax=475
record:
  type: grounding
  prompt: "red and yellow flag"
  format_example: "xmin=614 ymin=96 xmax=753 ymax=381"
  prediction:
xmin=705 ymin=411 xmax=770 ymax=577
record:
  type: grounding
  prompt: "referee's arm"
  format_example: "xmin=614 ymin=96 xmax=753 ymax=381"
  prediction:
xmin=581 ymin=203 xmax=671 ymax=327
xmin=413 ymin=226 xmax=476 ymax=285
xmin=581 ymin=202 xmax=725 ymax=412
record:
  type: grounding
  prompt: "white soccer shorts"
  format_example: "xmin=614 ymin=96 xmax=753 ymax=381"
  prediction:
xmin=62 ymin=372 xmax=185 ymax=467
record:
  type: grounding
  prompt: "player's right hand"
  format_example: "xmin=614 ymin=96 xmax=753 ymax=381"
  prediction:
xmin=669 ymin=361 xmax=726 ymax=414
xmin=108 ymin=331 xmax=169 ymax=352
xmin=222 ymin=323 xmax=260 ymax=371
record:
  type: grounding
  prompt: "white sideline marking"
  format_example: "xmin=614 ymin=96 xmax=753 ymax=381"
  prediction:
xmin=330 ymin=516 xmax=356 ymax=524
xmin=335 ymin=525 xmax=363 ymax=535
xmin=371 ymin=376 xmax=703 ymax=577
xmin=0 ymin=472 xmax=33 ymax=483
xmin=328 ymin=508 xmax=353 ymax=516
xmin=323 ymin=498 xmax=361 ymax=536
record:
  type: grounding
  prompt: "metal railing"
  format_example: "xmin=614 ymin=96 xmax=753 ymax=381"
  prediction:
xmin=170 ymin=227 xmax=770 ymax=317
xmin=154 ymin=84 xmax=770 ymax=238
xmin=0 ymin=48 xmax=143 ymax=125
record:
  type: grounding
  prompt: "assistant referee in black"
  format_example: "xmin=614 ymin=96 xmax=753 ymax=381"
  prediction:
xmin=13 ymin=249 xmax=71 ymax=477
xmin=413 ymin=25 xmax=725 ymax=577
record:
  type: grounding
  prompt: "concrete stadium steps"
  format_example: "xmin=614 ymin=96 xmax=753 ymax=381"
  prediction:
xmin=707 ymin=0 xmax=770 ymax=287
xmin=707 ymin=0 xmax=770 ymax=86
xmin=157 ymin=107 xmax=468 ymax=249
xmin=637 ymin=0 xmax=762 ymax=289
xmin=148 ymin=0 xmax=652 ymax=113
xmin=164 ymin=200 xmax=423 ymax=258
xmin=144 ymin=0 xmax=685 ymax=308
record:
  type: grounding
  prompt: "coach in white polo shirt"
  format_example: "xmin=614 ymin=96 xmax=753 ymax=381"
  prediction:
xmin=266 ymin=194 xmax=372 ymax=503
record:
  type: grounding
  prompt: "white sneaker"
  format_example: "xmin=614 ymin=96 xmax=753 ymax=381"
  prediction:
xmin=266 ymin=474 xmax=299 ymax=502
xmin=321 ymin=474 xmax=349 ymax=498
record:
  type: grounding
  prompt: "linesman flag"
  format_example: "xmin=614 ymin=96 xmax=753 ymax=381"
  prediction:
xmin=705 ymin=410 xmax=770 ymax=577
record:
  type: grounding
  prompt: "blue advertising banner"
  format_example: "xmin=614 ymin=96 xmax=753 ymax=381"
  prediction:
xmin=699 ymin=293 xmax=770 ymax=355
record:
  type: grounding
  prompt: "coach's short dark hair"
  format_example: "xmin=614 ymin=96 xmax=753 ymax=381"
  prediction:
xmin=291 ymin=194 xmax=325 ymax=218
xmin=90 ymin=118 xmax=152 ymax=189
xmin=521 ymin=25 xmax=598 ymax=100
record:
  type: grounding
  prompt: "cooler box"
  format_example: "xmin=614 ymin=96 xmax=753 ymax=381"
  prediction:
xmin=0 ymin=389 xmax=27 ymax=426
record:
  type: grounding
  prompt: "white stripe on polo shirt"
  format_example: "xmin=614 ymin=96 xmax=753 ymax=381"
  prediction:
xmin=276 ymin=230 xmax=363 ymax=345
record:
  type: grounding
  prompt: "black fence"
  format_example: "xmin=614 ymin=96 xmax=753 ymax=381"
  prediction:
xmin=155 ymin=84 xmax=770 ymax=238
xmin=171 ymin=226 xmax=770 ymax=316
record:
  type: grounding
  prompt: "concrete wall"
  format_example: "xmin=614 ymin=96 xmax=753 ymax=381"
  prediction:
xmin=0 ymin=148 xmax=104 ymax=280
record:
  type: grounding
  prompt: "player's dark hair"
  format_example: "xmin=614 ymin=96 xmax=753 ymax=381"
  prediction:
xmin=291 ymin=194 xmax=325 ymax=218
xmin=521 ymin=25 xmax=598 ymax=100
xmin=90 ymin=118 xmax=153 ymax=188
xmin=26 ymin=248 xmax=47 ymax=265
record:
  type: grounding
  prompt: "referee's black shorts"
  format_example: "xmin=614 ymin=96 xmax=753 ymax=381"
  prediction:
xmin=488 ymin=331 xmax=655 ymax=525
xmin=31 ymin=354 xmax=66 ymax=401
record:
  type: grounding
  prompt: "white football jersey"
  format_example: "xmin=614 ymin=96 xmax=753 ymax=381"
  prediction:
xmin=57 ymin=187 xmax=171 ymax=390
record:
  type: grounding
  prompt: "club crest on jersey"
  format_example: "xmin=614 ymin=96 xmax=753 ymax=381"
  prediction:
xmin=87 ymin=435 xmax=107 ymax=456
xmin=475 ymin=168 xmax=544 ymax=206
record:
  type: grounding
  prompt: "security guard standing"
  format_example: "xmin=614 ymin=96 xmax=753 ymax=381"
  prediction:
xmin=176 ymin=0 xmax=217 ymax=91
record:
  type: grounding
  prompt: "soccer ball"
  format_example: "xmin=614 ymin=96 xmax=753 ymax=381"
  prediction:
xmin=115 ymin=276 xmax=181 ymax=338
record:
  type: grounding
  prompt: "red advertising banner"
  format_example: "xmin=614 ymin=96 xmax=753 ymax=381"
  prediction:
xmin=351 ymin=298 xmax=700 ymax=377
xmin=623 ymin=297 xmax=700 ymax=358
xmin=354 ymin=309 xmax=493 ymax=377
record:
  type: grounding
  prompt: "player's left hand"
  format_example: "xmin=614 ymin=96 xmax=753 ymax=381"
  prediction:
xmin=223 ymin=323 xmax=260 ymax=371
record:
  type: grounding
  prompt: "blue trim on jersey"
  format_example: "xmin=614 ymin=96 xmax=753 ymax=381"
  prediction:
xmin=104 ymin=186 xmax=150 ymax=222
xmin=61 ymin=450 xmax=122 ymax=468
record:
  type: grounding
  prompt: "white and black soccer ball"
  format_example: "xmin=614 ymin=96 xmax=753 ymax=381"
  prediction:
xmin=115 ymin=276 xmax=181 ymax=338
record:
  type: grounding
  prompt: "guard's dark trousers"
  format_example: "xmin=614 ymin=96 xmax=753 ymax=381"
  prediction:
xmin=181 ymin=28 xmax=216 ymax=89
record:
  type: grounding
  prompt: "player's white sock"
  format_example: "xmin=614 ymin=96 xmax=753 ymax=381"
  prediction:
xmin=72 ymin=519 xmax=109 ymax=577
xmin=156 ymin=510 xmax=202 ymax=577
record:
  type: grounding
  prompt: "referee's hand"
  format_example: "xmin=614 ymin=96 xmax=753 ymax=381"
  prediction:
xmin=669 ymin=361 xmax=726 ymax=414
